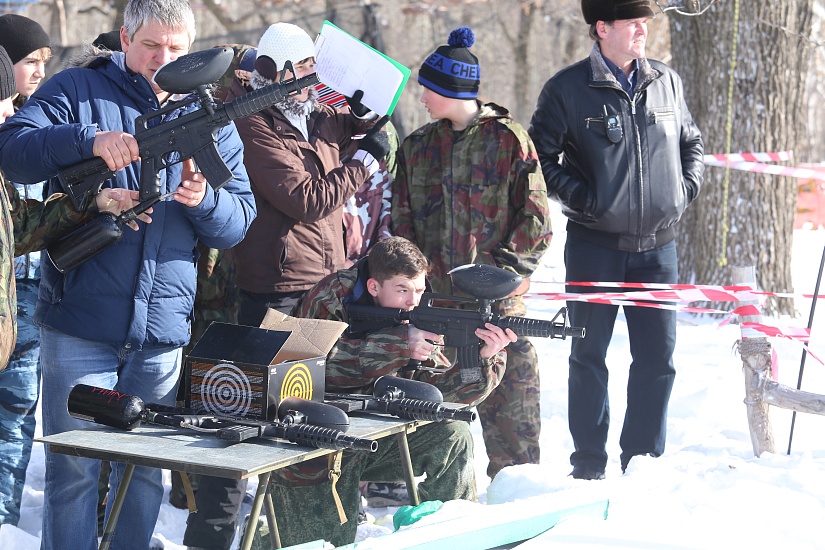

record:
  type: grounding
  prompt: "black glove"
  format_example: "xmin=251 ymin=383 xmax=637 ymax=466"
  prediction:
xmin=345 ymin=89 xmax=371 ymax=118
xmin=358 ymin=130 xmax=391 ymax=161
xmin=353 ymin=130 xmax=390 ymax=176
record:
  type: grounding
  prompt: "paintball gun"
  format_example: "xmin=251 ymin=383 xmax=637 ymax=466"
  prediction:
xmin=67 ymin=384 xmax=377 ymax=452
xmin=325 ymin=375 xmax=477 ymax=423
xmin=60 ymin=46 xmax=320 ymax=210
xmin=46 ymin=47 xmax=320 ymax=272
xmin=344 ymin=264 xmax=585 ymax=384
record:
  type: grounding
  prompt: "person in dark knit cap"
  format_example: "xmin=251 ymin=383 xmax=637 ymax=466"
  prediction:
xmin=92 ymin=29 xmax=123 ymax=52
xmin=529 ymin=0 xmax=703 ymax=480
xmin=0 ymin=14 xmax=53 ymax=528
xmin=0 ymin=14 xmax=51 ymax=109
xmin=392 ymin=26 xmax=551 ymax=481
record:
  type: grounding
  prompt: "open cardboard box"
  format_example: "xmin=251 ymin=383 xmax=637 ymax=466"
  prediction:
xmin=184 ymin=310 xmax=346 ymax=421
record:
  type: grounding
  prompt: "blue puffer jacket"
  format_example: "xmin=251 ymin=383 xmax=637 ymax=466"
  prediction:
xmin=0 ymin=52 xmax=256 ymax=349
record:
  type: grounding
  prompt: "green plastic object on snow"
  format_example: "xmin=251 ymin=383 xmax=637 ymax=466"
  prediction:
xmin=393 ymin=500 xmax=444 ymax=530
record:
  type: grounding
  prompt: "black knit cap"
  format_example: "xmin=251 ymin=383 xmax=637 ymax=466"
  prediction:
xmin=418 ymin=27 xmax=480 ymax=100
xmin=0 ymin=46 xmax=15 ymax=101
xmin=93 ymin=30 xmax=122 ymax=52
xmin=581 ymin=0 xmax=655 ymax=24
xmin=0 ymin=14 xmax=50 ymax=65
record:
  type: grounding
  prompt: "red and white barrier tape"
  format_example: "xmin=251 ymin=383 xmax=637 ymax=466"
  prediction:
xmin=741 ymin=322 xmax=820 ymax=364
xmin=704 ymin=151 xmax=793 ymax=163
xmin=704 ymin=159 xmax=825 ymax=182
xmin=547 ymin=281 xmax=825 ymax=300
xmin=703 ymin=150 xmax=825 ymax=181
xmin=524 ymin=281 xmax=821 ymax=363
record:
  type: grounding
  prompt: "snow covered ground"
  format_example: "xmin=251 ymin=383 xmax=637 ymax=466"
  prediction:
xmin=2 ymin=205 xmax=825 ymax=549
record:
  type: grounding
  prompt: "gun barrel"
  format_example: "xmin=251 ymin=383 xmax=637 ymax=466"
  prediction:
xmin=496 ymin=316 xmax=585 ymax=339
xmin=224 ymin=73 xmax=320 ymax=121
xmin=387 ymin=398 xmax=476 ymax=423
xmin=285 ymin=424 xmax=377 ymax=452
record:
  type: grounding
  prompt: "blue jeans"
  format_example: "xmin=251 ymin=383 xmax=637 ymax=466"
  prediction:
xmin=0 ymin=280 xmax=40 ymax=525
xmin=565 ymin=235 xmax=678 ymax=471
xmin=39 ymin=326 xmax=181 ymax=550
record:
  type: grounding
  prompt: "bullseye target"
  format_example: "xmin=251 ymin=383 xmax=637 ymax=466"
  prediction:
xmin=200 ymin=363 xmax=253 ymax=416
xmin=280 ymin=363 xmax=314 ymax=401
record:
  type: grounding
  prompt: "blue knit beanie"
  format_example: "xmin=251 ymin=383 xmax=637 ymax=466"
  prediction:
xmin=418 ymin=27 xmax=480 ymax=99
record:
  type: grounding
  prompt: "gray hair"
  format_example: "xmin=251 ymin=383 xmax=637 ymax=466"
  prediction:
xmin=589 ymin=21 xmax=614 ymax=41
xmin=123 ymin=0 xmax=196 ymax=45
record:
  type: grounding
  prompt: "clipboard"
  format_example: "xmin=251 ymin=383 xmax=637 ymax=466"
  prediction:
xmin=314 ymin=20 xmax=411 ymax=116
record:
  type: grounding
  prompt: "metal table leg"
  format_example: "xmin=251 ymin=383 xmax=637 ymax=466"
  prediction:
xmin=395 ymin=429 xmax=420 ymax=505
xmin=264 ymin=492 xmax=282 ymax=549
xmin=99 ymin=463 xmax=135 ymax=550
xmin=240 ymin=471 xmax=272 ymax=550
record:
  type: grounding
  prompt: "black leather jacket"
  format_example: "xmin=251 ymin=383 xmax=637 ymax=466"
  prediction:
xmin=529 ymin=44 xmax=704 ymax=252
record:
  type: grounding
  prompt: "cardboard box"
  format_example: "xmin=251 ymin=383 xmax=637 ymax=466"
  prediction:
xmin=185 ymin=311 xmax=346 ymax=421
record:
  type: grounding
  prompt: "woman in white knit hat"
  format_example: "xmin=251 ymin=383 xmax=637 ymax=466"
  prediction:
xmin=182 ymin=23 xmax=390 ymax=550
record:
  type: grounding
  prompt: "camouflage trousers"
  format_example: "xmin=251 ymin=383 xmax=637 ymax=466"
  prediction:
xmin=0 ymin=280 xmax=40 ymax=525
xmin=477 ymin=297 xmax=541 ymax=479
xmin=250 ymin=420 xmax=476 ymax=549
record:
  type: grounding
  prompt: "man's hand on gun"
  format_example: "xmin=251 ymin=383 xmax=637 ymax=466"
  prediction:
xmin=408 ymin=323 xmax=516 ymax=362
xmin=91 ymin=129 xmax=206 ymax=212
xmin=477 ymin=323 xmax=518 ymax=360
xmin=92 ymin=130 xmax=140 ymax=172
xmin=94 ymin=188 xmax=153 ymax=231
xmin=175 ymin=158 xmax=206 ymax=207
xmin=408 ymin=326 xmax=442 ymax=362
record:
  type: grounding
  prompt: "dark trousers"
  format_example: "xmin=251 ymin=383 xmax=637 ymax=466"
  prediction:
xmin=184 ymin=293 xmax=304 ymax=550
xmin=564 ymin=234 xmax=677 ymax=471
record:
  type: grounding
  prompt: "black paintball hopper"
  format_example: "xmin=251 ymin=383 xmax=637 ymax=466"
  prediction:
xmin=449 ymin=264 xmax=523 ymax=300
xmin=153 ymin=46 xmax=235 ymax=94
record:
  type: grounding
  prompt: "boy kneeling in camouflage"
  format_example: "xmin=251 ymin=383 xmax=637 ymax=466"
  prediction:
xmin=259 ymin=236 xmax=516 ymax=548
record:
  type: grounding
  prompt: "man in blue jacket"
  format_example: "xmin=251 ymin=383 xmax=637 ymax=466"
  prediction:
xmin=0 ymin=1 xmax=256 ymax=548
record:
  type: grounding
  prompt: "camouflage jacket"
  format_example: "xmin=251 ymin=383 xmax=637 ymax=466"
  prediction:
xmin=293 ymin=259 xmax=505 ymax=405
xmin=391 ymin=102 xmax=552 ymax=296
xmin=341 ymin=120 xmax=400 ymax=266
xmin=0 ymin=172 xmax=92 ymax=370
xmin=273 ymin=259 xmax=506 ymax=487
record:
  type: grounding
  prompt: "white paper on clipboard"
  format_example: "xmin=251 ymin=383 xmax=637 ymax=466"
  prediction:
xmin=314 ymin=21 xmax=410 ymax=117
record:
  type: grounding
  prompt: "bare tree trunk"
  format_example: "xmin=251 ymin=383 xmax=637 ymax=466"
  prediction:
xmin=670 ymin=2 xmax=815 ymax=316
xmin=495 ymin=1 xmax=539 ymax=124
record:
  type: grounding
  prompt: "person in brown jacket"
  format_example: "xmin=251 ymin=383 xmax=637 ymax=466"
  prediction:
xmin=182 ymin=23 xmax=389 ymax=550
xmin=229 ymin=22 xmax=388 ymax=328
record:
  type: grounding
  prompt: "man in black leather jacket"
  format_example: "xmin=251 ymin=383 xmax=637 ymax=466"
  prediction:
xmin=528 ymin=0 xmax=703 ymax=481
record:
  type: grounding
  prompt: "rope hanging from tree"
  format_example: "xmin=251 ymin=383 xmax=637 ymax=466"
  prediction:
xmin=718 ymin=0 xmax=741 ymax=267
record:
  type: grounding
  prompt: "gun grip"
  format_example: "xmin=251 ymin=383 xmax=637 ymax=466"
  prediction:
xmin=194 ymin=144 xmax=234 ymax=191
xmin=140 ymin=156 xmax=161 ymax=202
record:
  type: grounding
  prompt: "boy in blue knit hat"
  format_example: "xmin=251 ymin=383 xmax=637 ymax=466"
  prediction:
xmin=392 ymin=27 xmax=552 ymax=481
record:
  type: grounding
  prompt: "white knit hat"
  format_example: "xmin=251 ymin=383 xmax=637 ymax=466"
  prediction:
xmin=256 ymin=23 xmax=316 ymax=73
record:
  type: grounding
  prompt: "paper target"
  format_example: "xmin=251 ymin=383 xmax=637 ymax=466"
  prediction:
xmin=199 ymin=363 xmax=253 ymax=416
xmin=280 ymin=363 xmax=314 ymax=401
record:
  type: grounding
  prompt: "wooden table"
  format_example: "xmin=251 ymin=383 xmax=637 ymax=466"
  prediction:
xmin=37 ymin=413 xmax=433 ymax=550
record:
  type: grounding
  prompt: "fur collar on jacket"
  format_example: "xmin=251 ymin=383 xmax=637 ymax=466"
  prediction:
xmin=588 ymin=42 xmax=661 ymax=92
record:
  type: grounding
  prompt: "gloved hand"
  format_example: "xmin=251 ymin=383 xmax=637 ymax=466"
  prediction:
xmin=353 ymin=130 xmax=391 ymax=176
xmin=345 ymin=89 xmax=372 ymax=118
